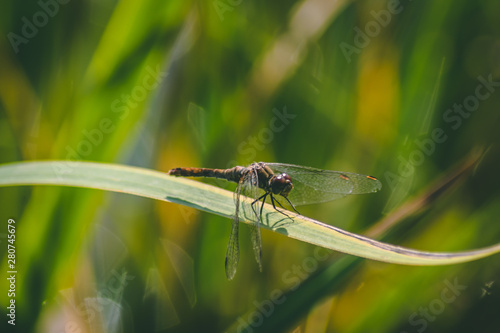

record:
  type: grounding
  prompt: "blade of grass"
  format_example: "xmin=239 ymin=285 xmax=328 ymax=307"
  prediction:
xmin=1 ymin=160 xmax=500 ymax=266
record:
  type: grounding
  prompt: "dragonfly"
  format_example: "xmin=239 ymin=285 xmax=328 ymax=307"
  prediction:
xmin=167 ymin=162 xmax=382 ymax=280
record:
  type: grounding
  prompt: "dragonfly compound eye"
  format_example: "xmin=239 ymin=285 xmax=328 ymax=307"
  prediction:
xmin=271 ymin=173 xmax=293 ymax=196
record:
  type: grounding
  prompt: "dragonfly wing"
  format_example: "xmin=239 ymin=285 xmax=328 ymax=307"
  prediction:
xmin=225 ymin=180 xmax=242 ymax=280
xmin=266 ymin=163 xmax=382 ymax=206
xmin=240 ymin=169 xmax=263 ymax=271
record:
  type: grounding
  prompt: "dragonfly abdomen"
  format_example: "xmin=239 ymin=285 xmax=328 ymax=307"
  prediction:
xmin=168 ymin=166 xmax=246 ymax=183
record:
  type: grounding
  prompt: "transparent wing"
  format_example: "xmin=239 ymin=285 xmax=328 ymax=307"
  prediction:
xmin=240 ymin=169 xmax=263 ymax=272
xmin=266 ymin=163 xmax=382 ymax=206
xmin=225 ymin=179 xmax=242 ymax=280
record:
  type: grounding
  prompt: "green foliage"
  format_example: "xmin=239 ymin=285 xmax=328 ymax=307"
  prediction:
xmin=1 ymin=0 xmax=500 ymax=332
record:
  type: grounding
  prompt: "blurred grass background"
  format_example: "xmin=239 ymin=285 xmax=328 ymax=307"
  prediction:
xmin=1 ymin=0 xmax=500 ymax=332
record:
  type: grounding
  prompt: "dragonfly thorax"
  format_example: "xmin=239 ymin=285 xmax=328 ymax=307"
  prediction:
xmin=270 ymin=173 xmax=293 ymax=197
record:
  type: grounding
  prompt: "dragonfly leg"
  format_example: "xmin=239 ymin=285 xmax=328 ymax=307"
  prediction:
xmin=252 ymin=191 xmax=299 ymax=221
xmin=269 ymin=194 xmax=295 ymax=219
xmin=282 ymin=196 xmax=300 ymax=215
xmin=252 ymin=192 xmax=268 ymax=222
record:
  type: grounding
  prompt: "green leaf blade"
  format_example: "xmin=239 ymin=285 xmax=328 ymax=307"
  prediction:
xmin=1 ymin=160 xmax=499 ymax=266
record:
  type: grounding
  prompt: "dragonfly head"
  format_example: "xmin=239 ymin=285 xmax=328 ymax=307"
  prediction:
xmin=271 ymin=173 xmax=293 ymax=197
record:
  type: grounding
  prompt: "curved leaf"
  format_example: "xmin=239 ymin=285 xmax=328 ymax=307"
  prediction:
xmin=1 ymin=160 xmax=500 ymax=265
